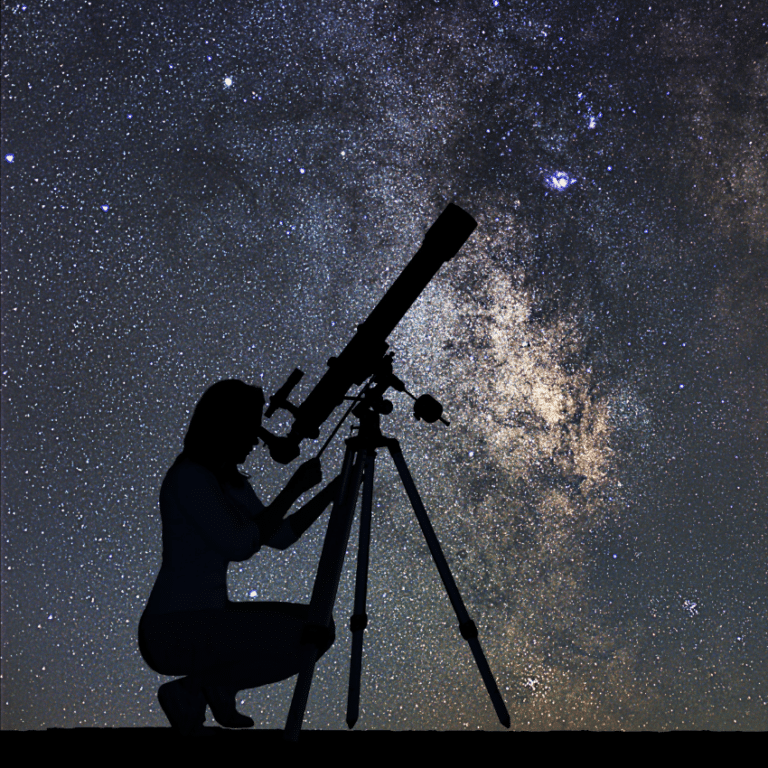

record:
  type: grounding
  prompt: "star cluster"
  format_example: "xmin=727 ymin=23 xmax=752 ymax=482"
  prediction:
xmin=2 ymin=0 xmax=766 ymax=731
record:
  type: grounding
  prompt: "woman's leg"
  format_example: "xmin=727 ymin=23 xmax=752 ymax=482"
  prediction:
xmin=138 ymin=604 xmax=335 ymax=728
xmin=139 ymin=613 xmax=208 ymax=731
xmin=210 ymin=601 xmax=336 ymax=691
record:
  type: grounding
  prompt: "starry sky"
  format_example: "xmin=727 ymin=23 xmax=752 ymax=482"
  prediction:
xmin=2 ymin=0 xmax=767 ymax=731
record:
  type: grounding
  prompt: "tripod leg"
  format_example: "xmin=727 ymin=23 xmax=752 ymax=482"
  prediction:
xmin=387 ymin=439 xmax=511 ymax=729
xmin=347 ymin=450 xmax=375 ymax=728
xmin=284 ymin=443 xmax=367 ymax=742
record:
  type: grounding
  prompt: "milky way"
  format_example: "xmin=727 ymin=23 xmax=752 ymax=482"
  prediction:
xmin=2 ymin=1 xmax=766 ymax=730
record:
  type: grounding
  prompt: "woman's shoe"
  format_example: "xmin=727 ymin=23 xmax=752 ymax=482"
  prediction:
xmin=158 ymin=678 xmax=206 ymax=734
xmin=201 ymin=685 xmax=254 ymax=728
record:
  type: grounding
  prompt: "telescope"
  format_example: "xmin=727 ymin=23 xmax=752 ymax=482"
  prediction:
xmin=256 ymin=203 xmax=510 ymax=740
xmin=259 ymin=202 xmax=478 ymax=464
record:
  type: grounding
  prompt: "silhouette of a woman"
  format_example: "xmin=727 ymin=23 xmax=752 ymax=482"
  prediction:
xmin=139 ymin=379 xmax=338 ymax=733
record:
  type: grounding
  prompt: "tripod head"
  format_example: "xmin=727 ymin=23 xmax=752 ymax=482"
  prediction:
xmin=350 ymin=352 xmax=449 ymax=426
xmin=260 ymin=203 xmax=476 ymax=464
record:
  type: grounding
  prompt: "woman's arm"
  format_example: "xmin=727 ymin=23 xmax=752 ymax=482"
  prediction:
xmin=255 ymin=458 xmax=323 ymax=543
xmin=287 ymin=475 xmax=342 ymax=538
xmin=264 ymin=476 xmax=342 ymax=550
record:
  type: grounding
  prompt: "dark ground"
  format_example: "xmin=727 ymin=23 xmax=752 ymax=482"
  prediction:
xmin=1 ymin=726 xmax=727 ymax=751
xmin=0 ymin=728 xmax=525 ymax=757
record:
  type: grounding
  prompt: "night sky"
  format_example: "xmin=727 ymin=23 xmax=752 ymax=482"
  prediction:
xmin=2 ymin=0 xmax=766 ymax=731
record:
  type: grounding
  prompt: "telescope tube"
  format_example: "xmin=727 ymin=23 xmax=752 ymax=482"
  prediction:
xmin=268 ymin=203 xmax=477 ymax=463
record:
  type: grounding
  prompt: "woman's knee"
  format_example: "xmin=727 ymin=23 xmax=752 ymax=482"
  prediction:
xmin=300 ymin=617 xmax=335 ymax=656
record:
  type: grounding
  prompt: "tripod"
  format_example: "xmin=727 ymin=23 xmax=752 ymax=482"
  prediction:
xmin=282 ymin=376 xmax=511 ymax=741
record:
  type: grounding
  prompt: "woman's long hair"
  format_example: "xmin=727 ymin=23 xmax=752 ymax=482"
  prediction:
xmin=180 ymin=379 xmax=264 ymax=486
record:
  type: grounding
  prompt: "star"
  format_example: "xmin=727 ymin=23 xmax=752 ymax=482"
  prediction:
xmin=1 ymin=0 xmax=765 ymax=733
